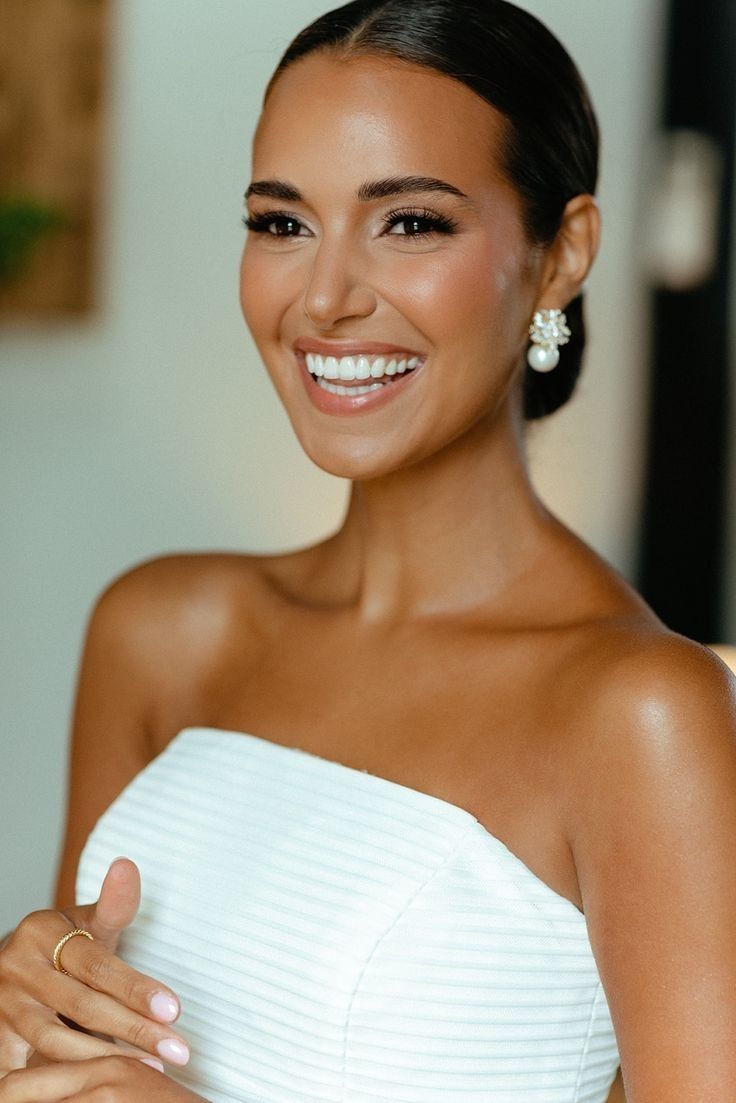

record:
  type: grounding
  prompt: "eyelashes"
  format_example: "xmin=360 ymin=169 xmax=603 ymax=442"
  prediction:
xmin=242 ymin=206 xmax=458 ymax=240
xmin=383 ymin=207 xmax=458 ymax=237
xmin=242 ymin=210 xmax=303 ymax=237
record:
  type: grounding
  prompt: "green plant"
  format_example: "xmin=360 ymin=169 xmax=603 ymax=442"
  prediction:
xmin=0 ymin=198 xmax=67 ymax=283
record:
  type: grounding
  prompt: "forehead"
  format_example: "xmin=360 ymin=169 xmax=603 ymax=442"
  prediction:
xmin=253 ymin=52 xmax=508 ymax=190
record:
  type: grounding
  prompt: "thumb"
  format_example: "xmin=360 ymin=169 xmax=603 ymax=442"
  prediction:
xmin=87 ymin=857 xmax=141 ymax=949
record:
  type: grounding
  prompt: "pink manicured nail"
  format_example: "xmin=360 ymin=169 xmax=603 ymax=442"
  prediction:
xmin=149 ymin=991 xmax=179 ymax=1023
xmin=140 ymin=1057 xmax=165 ymax=1072
xmin=156 ymin=1038 xmax=190 ymax=1065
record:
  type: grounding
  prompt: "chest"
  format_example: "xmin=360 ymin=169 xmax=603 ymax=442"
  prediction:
xmin=160 ymin=612 xmax=585 ymax=912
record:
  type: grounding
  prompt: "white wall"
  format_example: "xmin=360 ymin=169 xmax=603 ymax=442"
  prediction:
xmin=1 ymin=0 xmax=665 ymax=931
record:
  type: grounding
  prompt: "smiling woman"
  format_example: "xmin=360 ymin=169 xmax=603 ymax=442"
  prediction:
xmin=1 ymin=2 xmax=735 ymax=1103
xmin=240 ymin=48 xmax=598 ymax=486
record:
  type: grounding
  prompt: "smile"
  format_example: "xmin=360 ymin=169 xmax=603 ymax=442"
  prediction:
xmin=295 ymin=350 xmax=427 ymax=416
xmin=306 ymin=352 xmax=423 ymax=388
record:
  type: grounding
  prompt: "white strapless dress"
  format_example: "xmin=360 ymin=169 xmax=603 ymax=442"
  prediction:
xmin=76 ymin=727 xmax=620 ymax=1103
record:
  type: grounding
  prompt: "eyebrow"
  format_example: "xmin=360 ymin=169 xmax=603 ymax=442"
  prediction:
xmin=359 ymin=176 xmax=471 ymax=203
xmin=244 ymin=175 xmax=474 ymax=205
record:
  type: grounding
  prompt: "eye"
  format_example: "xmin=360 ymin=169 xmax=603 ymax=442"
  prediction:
xmin=382 ymin=207 xmax=458 ymax=239
xmin=242 ymin=211 xmax=310 ymax=237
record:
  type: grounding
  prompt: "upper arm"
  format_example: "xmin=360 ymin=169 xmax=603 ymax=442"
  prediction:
xmin=566 ymin=635 xmax=736 ymax=1101
xmin=54 ymin=569 xmax=160 ymax=904
xmin=54 ymin=559 xmax=183 ymax=909
xmin=53 ymin=552 xmax=265 ymax=909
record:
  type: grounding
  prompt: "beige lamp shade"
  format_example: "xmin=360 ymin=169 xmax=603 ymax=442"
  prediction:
xmin=707 ymin=645 xmax=736 ymax=674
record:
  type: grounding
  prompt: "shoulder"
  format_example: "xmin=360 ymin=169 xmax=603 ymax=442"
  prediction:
xmin=562 ymin=621 xmax=736 ymax=779
xmin=83 ymin=546 xmax=329 ymax=723
xmin=87 ymin=549 xmax=285 ymax=658
xmin=55 ymin=551 xmax=277 ymax=907
xmin=559 ymin=623 xmax=736 ymax=1093
xmin=57 ymin=549 xmax=289 ymax=905
xmin=559 ymin=620 xmax=736 ymax=863
xmin=79 ymin=552 xmax=281 ymax=726
xmin=92 ymin=550 xmax=270 ymax=622
xmin=92 ymin=541 xmax=329 ymax=620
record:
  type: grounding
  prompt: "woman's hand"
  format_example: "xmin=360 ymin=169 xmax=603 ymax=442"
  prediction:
xmin=0 ymin=1055 xmax=208 ymax=1101
xmin=0 ymin=858 xmax=190 ymax=1074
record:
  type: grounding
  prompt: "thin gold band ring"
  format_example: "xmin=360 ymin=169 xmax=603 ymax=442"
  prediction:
xmin=52 ymin=927 xmax=94 ymax=976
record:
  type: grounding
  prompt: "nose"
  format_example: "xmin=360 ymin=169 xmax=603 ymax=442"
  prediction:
xmin=302 ymin=237 xmax=377 ymax=329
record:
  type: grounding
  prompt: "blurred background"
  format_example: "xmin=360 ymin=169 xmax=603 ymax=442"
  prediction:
xmin=1 ymin=0 xmax=734 ymax=932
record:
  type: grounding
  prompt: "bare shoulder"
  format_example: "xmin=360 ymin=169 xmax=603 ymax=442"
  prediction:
xmin=537 ymin=520 xmax=736 ymax=764
xmin=520 ymin=520 xmax=736 ymax=807
xmin=557 ymin=617 xmax=736 ymax=870
xmin=87 ymin=543 xmax=337 ymax=738
xmin=94 ymin=542 xmax=324 ymax=624
xmin=54 ymin=547 xmax=304 ymax=907
xmin=93 ymin=549 xmax=273 ymax=630
xmin=557 ymin=619 xmax=736 ymax=1095
xmin=88 ymin=546 xmax=305 ymax=679
xmin=560 ymin=619 xmax=736 ymax=775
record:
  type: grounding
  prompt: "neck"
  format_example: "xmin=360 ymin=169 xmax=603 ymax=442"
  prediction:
xmin=327 ymin=406 xmax=553 ymax=624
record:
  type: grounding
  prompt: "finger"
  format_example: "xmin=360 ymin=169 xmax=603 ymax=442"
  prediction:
xmin=0 ymin=1055 xmax=158 ymax=1102
xmin=41 ymin=927 xmax=180 ymax=1024
xmin=48 ymin=971 xmax=189 ymax=1063
xmin=64 ymin=858 xmax=141 ymax=950
xmin=140 ymin=1057 xmax=166 ymax=1070
xmin=0 ymin=1032 xmax=30 ymax=1078
xmin=12 ymin=1005 xmax=187 ymax=1072
xmin=115 ymin=1039 xmax=164 ymax=1070
xmin=14 ymin=928 xmax=181 ymax=1045
xmin=12 ymin=892 xmax=178 ymax=1030
xmin=92 ymin=857 xmax=141 ymax=939
xmin=0 ymin=1063 xmax=80 ymax=1103
xmin=12 ymin=1002 xmax=130 ymax=1064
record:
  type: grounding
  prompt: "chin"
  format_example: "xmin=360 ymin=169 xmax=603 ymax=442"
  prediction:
xmin=299 ymin=434 xmax=414 ymax=482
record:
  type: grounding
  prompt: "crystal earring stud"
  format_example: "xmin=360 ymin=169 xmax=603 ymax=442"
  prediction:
xmin=527 ymin=308 xmax=571 ymax=373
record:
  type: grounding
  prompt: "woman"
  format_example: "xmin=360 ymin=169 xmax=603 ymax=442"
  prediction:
xmin=1 ymin=1 xmax=734 ymax=1100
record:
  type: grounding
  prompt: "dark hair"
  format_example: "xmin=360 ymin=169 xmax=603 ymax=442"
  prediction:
xmin=265 ymin=0 xmax=599 ymax=420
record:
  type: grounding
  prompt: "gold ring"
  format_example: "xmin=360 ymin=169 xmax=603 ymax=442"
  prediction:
xmin=52 ymin=927 xmax=94 ymax=976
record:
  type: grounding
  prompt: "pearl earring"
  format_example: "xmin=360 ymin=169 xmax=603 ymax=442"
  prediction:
xmin=527 ymin=308 xmax=571 ymax=373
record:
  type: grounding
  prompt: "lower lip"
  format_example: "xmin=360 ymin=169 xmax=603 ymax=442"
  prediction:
xmin=295 ymin=353 xmax=424 ymax=416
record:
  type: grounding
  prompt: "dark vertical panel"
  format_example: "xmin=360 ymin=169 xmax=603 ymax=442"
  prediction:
xmin=637 ymin=0 xmax=735 ymax=642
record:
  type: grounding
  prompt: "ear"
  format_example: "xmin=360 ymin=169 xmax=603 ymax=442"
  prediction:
xmin=534 ymin=194 xmax=601 ymax=309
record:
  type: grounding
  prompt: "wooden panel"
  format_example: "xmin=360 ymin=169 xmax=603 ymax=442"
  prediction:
xmin=0 ymin=0 xmax=109 ymax=317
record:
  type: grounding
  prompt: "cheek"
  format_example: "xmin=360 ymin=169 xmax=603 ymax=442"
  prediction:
xmin=239 ymin=244 xmax=262 ymax=331
xmin=239 ymin=242 xmax=287 ymax=341
xmin=393 ymin=237 xmax=526 ymax=361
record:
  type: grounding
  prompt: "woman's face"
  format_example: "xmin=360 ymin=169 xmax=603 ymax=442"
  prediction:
xmin=240 ymin=51 xmax=542 ymax=479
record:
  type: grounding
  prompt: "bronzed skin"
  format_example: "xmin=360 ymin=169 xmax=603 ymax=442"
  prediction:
xmin=2 ymin=53 xmax=735 ymax=1103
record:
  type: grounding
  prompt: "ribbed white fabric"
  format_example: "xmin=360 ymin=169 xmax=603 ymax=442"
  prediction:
xmin=76 ymin=727 xmax=620 ymax=1103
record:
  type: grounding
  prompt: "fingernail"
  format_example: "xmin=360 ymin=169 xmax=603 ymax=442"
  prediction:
xmin=156 ymin=1038 xmax=190 ymax=1065
xmin=149 ymin=991 xmax=179 ymax=1023
xmin=140 ymin=1057 xmax=165 ymax=1072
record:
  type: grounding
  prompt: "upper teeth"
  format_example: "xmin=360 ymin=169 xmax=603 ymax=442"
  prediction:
xmin=304 ymin=352 xmax=422 ymax=380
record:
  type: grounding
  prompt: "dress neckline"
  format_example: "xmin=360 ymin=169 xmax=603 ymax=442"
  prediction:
xmin=171 ymin=725 xmax=585 ymax=919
